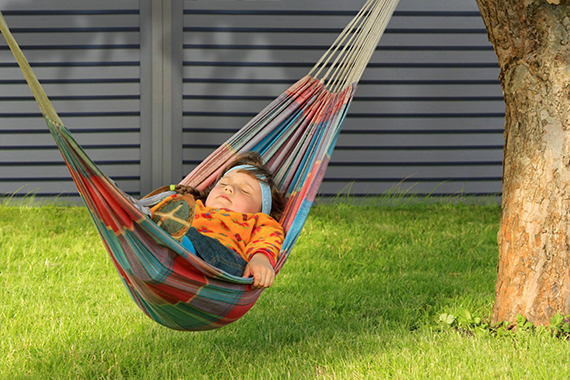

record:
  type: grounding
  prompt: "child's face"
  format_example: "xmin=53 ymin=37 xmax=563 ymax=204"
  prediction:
xmin=205 ymin=170 xmax=262 ymax=214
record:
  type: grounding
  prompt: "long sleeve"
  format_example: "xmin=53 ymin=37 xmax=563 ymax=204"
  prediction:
xmin=243 ymin=217 xmax=284 ymax=266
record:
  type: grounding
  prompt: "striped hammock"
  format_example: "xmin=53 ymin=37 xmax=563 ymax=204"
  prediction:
xmin=0 ymin=0 xmax=399 ymax=331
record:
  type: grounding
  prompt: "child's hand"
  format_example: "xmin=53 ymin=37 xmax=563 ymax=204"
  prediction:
xmin=242 ymin=254 xmax=275 ymax=289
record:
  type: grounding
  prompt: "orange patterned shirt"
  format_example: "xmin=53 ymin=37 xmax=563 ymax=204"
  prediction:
xmin=191 ymin=200 xmax=284 ymax=266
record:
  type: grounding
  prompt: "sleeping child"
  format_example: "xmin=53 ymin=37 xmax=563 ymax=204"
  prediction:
xmin=147 ymin=152 xmax=285 ymax=289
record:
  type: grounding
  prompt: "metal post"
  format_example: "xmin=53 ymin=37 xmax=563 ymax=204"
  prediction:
xmin=140 ymin=0 xmax=183 ymax=196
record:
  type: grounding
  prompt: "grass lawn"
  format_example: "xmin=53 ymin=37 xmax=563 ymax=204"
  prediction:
xmin=2 ymin=200 xmax=570 ymax=379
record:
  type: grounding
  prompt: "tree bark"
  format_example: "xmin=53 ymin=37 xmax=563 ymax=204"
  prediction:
xmin=476 ymin=0 xmax=570 ymax=325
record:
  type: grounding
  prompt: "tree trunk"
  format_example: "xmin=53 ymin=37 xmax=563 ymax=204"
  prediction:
xmin=476 ymin=0 xmax=570 ymax=325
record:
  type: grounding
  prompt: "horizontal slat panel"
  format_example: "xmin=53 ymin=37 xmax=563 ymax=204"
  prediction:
xmin=0 ymin=83 xmax=141 ymax=97
xmin=0 ymin=49 xmax=139 ymax=63
xmin=185 ymin=0 xmax=480 ymax=13
xmin=0 ymin=67 xmax=140 ymax=82
xmin=182 ymin=115 xmax=504 ymax=131
xmin=0 ymin=148 xmax=139 ymax=163
xmin=1 ymin=1 xmax=139 ymax=11
xmin=1 ymin=132 xmax=139 ymax=147
xmin=181 ymin=131 xmax=505 ymax=151
xmin=0 ymin=116 xmax=140 ymax=130
xmin=183 ymin=66 xmax=500 ymax=81
xmin=182 ymin=146 xmax=503 ymax=163
xmin=395 ymin=0 xmax=480 ymax=12
xmin=1 ymin=100 xmax=139 ymax=114
xmin=0 ymin=36 xmax=139 ymax=54
xmin=379 ymin=33 xmax=490 ymax=47
xmin=183 ymin=83 xmax=503 ymax=98
xmin=1 ymin=164 xmax=139 ymax=179
xmin=1 ymin=16 xmax=139 ymax=30
xmin=335 ymin=133 xmax=504 ymax=147
xmin=329 ymin=149 xmax=503 ymax=163
xmin=184 ymin=110 xmax=504 ymax=123
xmin=184 ymin=32 xmax=491 ymax=48
xmin=387 ymin=15 xmax=488 ymax=30
xmin=183 ymin=14 xmax=487 ymax=31
xmin=324 ymin=165 xmax=501 ymax=179
xmin=183 ymin=49 xmax=497 ymax=65
xmin=183 ymin=99 xmax=505 ymax=115
xmin=1 ymin=180 xmax=140 ymax=196
xmin=0 ymin=2 xmax=143 ymax=201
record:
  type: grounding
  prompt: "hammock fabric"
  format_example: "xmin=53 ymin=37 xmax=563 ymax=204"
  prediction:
xmin=0 ymin=0 xmax=399 ymax=331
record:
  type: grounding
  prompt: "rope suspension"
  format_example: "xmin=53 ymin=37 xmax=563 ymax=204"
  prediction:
xmin=310 ymin=0 xmax=399 ymax=92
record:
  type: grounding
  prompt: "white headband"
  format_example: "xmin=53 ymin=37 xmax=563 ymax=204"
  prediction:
xmin=223 ymin=164 xmax=272 ymax=215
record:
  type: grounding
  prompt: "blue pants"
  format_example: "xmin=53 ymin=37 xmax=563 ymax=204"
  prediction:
xmin=182 ymin=228 xmax=247 ymax=276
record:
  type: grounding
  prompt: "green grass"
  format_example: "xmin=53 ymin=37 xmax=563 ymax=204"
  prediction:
xmin=2 ymin=201 xmax=570 ymax=379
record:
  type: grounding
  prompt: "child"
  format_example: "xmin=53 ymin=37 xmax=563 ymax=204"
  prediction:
xmin=147 ymin=152 xmax=285 ymax=289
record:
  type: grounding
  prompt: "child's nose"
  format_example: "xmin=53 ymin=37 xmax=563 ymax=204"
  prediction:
xmin=224 ymin=185 xmax=234 ymax=193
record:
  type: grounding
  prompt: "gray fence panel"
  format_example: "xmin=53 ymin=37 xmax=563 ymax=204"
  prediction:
xmin=181 ymin=0 xmax=504 ymax=199
xmin=0 ymin=0 xmax=504 ymax=203
xmin=0 ymin=1 xmax=141 ymax=202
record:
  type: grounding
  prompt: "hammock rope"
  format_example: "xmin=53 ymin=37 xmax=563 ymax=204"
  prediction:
xmin=0 ymin=0 xmax=400 ymax=331
xmin=310 ymin=0 xmax=399 ymax=91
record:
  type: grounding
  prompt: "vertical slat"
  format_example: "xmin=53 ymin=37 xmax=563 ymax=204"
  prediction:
xmin=150 ymin=0 xmax=165 ymax=191
xmin=140 ymin=0 xmax=184 ymax=197
xmin=140 ymin=0 xmax=153 ymax=197
xmin=170 ymin=0 xmax=184 ymax=185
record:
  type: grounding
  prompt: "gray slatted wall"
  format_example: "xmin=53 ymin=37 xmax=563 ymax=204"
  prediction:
xmin=182 ymin=0 xmax=504 ymax=199
xmin=0 ymin=0 xmax=504 ymax=203
xmin=0 ymin=1 xmax=141 ymax=200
